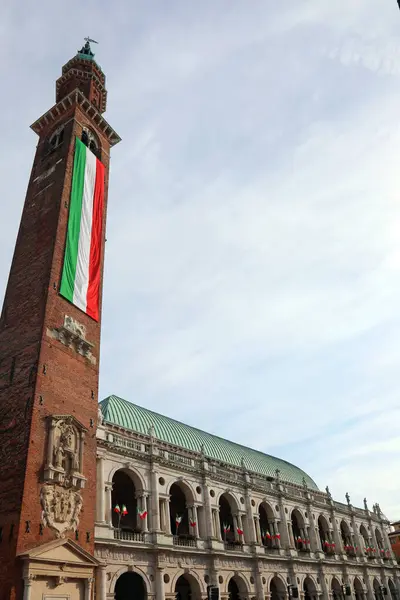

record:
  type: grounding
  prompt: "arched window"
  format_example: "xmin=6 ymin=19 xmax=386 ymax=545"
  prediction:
xmin=291 ymin=509 xmax=309 ymax=552
xmin=81 ymin=127 xmax=101 ymax=160
xmin=341 ymin=520 xmax=355 ymax=556
xmin=318 ymin=515 xmax=334 ymax=554
xmin=259 ymin=502 xmax=278 ymax=550
xmin=169 ymin=482 xmax=190 ymax=538
xmin=360 ymin=524 xmax=373 ymax=558
xmin=219 ymin=494 xmax=235 ymax=545
xmin=111 ymin=470 xmax=139 ymax=536
xmin=47 ymin=126 xmax=65 ymax=152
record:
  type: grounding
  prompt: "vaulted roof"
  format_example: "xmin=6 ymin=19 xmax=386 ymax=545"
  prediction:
xmin=100 ymin=395 xmax=318 ymax=490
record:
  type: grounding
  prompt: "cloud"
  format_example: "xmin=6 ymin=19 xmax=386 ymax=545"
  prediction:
xmin=1 ymin=0 xmax=400 ymax=518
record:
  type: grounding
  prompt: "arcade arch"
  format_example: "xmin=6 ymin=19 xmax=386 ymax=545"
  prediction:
xmin=331 ymin=577 xmax=343 ymax=600
xmin=303 ymin=577 xmax=317 ymax=600
xmin=169 ymin=481 xmax=194 ymax=537
xmin=175 ymin=574 xmax=202 ymax=600
xmin=388 ymin=579 xmax=397 ymax=600
xmin=318 ymin=515 xmax=332 ymax=554
xmin=259 ymin=501 xmax=276 ymax=548
xmin=354 ymin=578 xmax=364 ymax=600
xmin=373 ymin=578 xmax=384 ymax=600
xmin=270 ymin=575 xmax=286 ymax=600
xmin=111 ymin=470 xmax=139 ymax=531
xmin=291 ymin=508 xmax=307 ymax=551
xmin=115 ymin=572 xmax=147 ymax=600
xmin=227 ymin=575 xmax=248 ymax=600
xmin=219 ymin=493 xmax=239 ymax=543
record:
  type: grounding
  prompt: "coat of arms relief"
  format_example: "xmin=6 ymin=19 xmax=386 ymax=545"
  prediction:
xmin=41 ymin=415 xmax=87 ymax=538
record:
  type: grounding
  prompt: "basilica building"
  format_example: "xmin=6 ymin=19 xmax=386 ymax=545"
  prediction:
xmin=94 ymin=395 xmax=400 ymax=600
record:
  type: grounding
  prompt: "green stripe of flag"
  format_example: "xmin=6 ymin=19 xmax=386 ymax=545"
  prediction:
xmin=60 ymin=138 xmax=87 ymax=302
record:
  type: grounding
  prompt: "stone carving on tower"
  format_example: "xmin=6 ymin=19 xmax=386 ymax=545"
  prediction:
xmin=41 ymin=415 xmax=87 ymax=537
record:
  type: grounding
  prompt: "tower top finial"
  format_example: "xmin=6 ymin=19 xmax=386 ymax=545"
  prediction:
xmin=78 ymin=37 xmax=98 ymax=59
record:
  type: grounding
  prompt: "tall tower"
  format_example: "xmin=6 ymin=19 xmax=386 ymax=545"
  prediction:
xmin=0 ymin=40 xmax=120 ymax=599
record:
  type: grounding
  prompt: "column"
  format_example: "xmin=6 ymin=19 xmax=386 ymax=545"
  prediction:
xmin=105 ymin=483 xmax=113 ymax=526
xmin=331 ymin=515 xmax=342 ymax=552
xmin=238 ymin=513 xmax=245 ymax=542
xmin=23 ymin=575 xmax=35 ymax=600
xmin=254 ymin=563 xmax=264 ymax=600
xmin=203 ymin=481 xmax=214 ymax=539
xmin=319 ymin=569 xmax=329 ymax=600
xmin=383 ymin=528 xmax=394 ymax=559
xmin=85 ymin=577 xmax=94 ymax=600
xmin=287 ymin=520 xmax=293 ymax=547
xmin=244 ymin=491 xmax=256 ymax=544
xmin=369 ymin=524 xmax=379 ymax=554
xmin=350 ymin=515 xmax=363 ymax=556
xmin=365 ymin=578 xmax=374 ymax=600
xmin=161 ymin=499 xmax=171 ymax=534
xmin=307 ymin=516 xmax=319 ymax=553
xmin=137 ymin=493 xmax=149 ymax=532
xmin=191 ymin=505 xmax=199 ymax=537
xmin=47 ymin=422 xmax=55 ymax=466
xmin=233 ymin=514 xmax=239 ymax=541
xmin=273 ymin=520 xmax=281 ymax=548
xmin=254 ymin=515 xmax=262 ymax=544
xmin=150 ymin=468 xmax=160 ymax=531
xmin=96 ymin=565 xmax=107 ymax=600
xmin=156 ymin=567 xmax=165 ymax=600
xmin=79 ymin=432 xmax=85 ymax=474
xmin=97 ymin=457 xmax=105 ymax=522
xmin=278 ymin=496 xmax=290 ymax=549
xmin=214 ymin=509 xmax=222 ymax=540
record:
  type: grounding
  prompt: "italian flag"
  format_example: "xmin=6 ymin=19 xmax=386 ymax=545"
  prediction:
xmin=60 ymin=137 xmax=105 ymax=321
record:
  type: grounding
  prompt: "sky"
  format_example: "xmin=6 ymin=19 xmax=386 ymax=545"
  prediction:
xmin=1 ymin=1 xmax=400 ymax=518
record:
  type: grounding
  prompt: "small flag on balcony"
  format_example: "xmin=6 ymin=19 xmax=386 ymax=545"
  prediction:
xmin=237 ymin=528 xmax=244 ymax=536
xmin=176 ymin=515 xmax=183 ymax=526
xmin=223 ymin=523 xmax=231 ymax=533
xmin=189 ymin=519 xmax=196 ymax=528
xmin=121 ymin=505 xmax=128 ymax=516
xmin=114 ymin=504 xmax=121 ymax=514
xmin=273 ymin=533 xmax=281 ymax=540
xmin=137 ymin=508 xmax=147 ymax=520
xmin=306 ymin=539 xmax=310 ymax=545
xmin=265 ymin=531 xmax=272 ymax=539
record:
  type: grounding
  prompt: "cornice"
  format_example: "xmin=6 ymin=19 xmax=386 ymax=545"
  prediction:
xmin=30 ymin=89 xmax=121 ymax=147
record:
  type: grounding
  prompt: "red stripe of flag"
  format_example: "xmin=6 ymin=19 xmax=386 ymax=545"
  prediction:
xmin=86 ymin=158 xmax=105 ymax=321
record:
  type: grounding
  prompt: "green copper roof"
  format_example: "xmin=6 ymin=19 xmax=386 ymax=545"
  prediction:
xmin=100 ymin=395 xmax=319 ymax=490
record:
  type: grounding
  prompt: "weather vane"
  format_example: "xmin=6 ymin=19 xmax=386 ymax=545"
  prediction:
xmin=84 ymin=36 xmax=98 ymax=45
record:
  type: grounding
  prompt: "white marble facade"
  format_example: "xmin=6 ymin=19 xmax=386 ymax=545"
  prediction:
xmin=95 ymin=422 xmax=400 ymax=600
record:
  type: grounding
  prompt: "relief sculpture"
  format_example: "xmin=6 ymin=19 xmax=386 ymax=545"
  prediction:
xmin=41 ymin=415 xmax=86 ymax=538
xmin=41 ymin=485 xmax=83 ymax=538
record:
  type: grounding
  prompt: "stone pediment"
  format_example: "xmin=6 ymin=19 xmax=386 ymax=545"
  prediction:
xmin=18 ymin=538 xmax=98 ymax=566
xmin=49 ymin=415 xmax=87 ymax=433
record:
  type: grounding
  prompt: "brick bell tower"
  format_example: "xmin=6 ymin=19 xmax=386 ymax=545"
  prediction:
xmin=0 ymin=39 xmax=120 ymax=599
